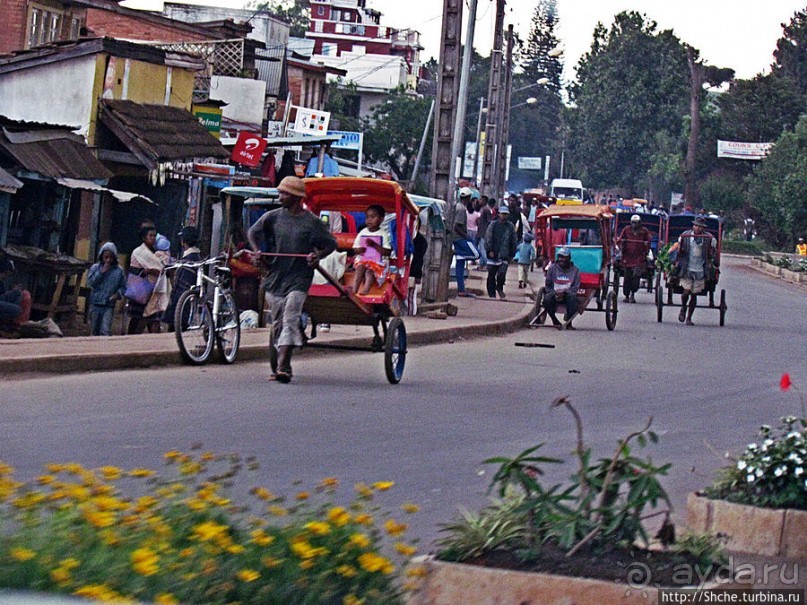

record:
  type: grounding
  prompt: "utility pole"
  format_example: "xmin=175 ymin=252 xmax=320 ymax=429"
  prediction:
xmin=472 ymin=97 xmax=485 ymax=186
xmin=481 ymin=0 xmax=506 ymax=200
xmin=410 ymin=99 xmax=435 ymax=189
xmin=495 ymin=25 xmax=514 ymax=196
xmin=685 ymin=46 xmax=703 ymax=209
xmin=425 ymin=0 xmax=463 ymax=304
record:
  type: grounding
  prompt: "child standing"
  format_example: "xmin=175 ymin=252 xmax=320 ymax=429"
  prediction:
xmin=515 ymin=233 xmax=536 ymax=289
xmin=86 ymin=242 xmax=127 ymax=336
xmin=352 ymin=204 xmax=392 ymax=295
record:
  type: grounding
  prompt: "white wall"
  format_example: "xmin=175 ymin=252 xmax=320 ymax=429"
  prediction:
xmin=0 ymin=56 xmax=96 ymax=137
xmin=209 ymin=75 xmax=267 ymax=128
xmin=314 ymin=52 xmax=406 ymax=91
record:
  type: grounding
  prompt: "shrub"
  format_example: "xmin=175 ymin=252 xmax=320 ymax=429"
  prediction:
xmin=720 ymin=239 xmax=766 ymax=256
xmin=0 ymin=451 xmax=421 ymax=604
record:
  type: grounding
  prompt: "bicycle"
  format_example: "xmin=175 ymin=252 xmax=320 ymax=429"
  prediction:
xmin=169 ymin=255 xmax=241 ymax=365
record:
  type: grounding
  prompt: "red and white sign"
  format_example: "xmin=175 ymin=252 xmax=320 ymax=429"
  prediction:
xmin=230 ymin=131 xmax=267 ymax=167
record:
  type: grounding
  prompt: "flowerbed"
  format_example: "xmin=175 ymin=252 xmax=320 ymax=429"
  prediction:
xmin=0 ymin=450 xmax=423 ymax=604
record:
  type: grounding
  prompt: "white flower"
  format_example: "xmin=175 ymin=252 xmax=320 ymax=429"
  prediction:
xmin=761 ymin=456 xmax=771 ymax=464
xmin=787 ymin=453 xmax=803 ymax=464
xmin=747 ymin=474 xmax=755 ymax=483
xmin=756 ymin=469 xmax=764 ymax=478
xmin=737 ymin=460 xmax=747 ymax=471
xmin=747 ymin=444 xmax=758 ymax=451
xmin=774 ymin=466 xmax=786 ymax=477
xmin=795 ymin=467 xmax=804 ymax=477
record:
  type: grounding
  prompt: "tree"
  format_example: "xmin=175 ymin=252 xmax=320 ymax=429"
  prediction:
xmin=772 ymin=7 xmax=807 ymax=99
xmin=250 ymin=0 xmax=310 ymax=37
xmin=746 ymin=115 xmax=807 ymax=249
xmin=718 ymin=74 xmax=804 ymax=143
xmin=362 ymin=88 xmax=434 ymax=183
xmin=566 ymin=12 xmax=690 ymax=195
xmin=507 ymin=0 xmax=564 ymax=190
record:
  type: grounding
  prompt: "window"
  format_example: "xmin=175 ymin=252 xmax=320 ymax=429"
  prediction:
xmin=352 ymin=45 xmax=365 ymax=54
xmin=314 ymin=20 xmax=323 ymax=33
xmin=317 ymin=5 xmax=325 ymax=15
xmin=331 ymin=9 xmax=341 ymax=21
xmin=349 ymin=25 xmax=365 ymax=36
xmin=322 ymin=42 xmax=337 ymax=57
xmin=27 ymin=5 xmax=64 ymax=48
xmin=70 ymin=18 xmax=81 ymax=40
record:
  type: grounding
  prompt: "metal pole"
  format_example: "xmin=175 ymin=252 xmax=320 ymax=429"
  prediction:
xmin=496 ymin=25 xmax=514 ymax=195
xmin=472 ymin=97 xmax=485 ymax=186
xmin=410 ymin=99 xmax=435 ymax=185
xmin=481 ymin=0 xmax=506 ymax=198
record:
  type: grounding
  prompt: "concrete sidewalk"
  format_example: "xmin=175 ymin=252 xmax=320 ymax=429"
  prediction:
xmin=0 ymin=265 xmax=536 ymax=376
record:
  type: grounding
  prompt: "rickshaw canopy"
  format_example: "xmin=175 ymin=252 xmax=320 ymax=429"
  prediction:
xmin=536 ymin=204 xmax=613 ymax=222
xmin=304 ymin=177 xmax=419 ymax=216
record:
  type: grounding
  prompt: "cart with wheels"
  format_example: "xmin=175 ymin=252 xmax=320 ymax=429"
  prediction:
xmin=264 ymin=177 xmax=417 ymax=384
xmin=655 ymin=214 xmax=727 ymax=326
xmin=613 ymin=211 xmax=666 ymax=294
xmin=530 ymin=204 xmax=618 ymax=331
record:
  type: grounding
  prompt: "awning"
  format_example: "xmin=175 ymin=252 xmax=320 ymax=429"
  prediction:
xmin=55 ymin=178 xmax=157 ymax=204
xmin=0 ymin=166 xmax=23 ymax=193
xmin=0 ymin=127 xmax=112 ymax=180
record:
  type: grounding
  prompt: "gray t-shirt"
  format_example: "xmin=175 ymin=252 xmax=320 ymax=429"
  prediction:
xmin=247 ymin=208 xmax=337 ymax=295
xmin=680 ymin=232 xmax=716 ymax=279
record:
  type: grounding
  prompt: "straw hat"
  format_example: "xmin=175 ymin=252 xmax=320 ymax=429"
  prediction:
xmin=277 ymin=176 xmax=306 ymax=198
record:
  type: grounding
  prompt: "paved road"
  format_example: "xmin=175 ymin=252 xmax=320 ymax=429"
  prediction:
xmin=1 ymin=258 xmax=805 ymax=552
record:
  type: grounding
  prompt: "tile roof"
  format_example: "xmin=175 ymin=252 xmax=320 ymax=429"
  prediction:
xmin=99 ymin=100 xmax=229 ymax=169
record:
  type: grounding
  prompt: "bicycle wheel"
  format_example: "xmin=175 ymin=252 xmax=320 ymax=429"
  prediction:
xmin=216 ymin=289 xmax=241 ymax=364
xmin=174 ymin=289 xmax=214 ymax=365
xmin=384 ymin=317 xmax=407 ymax=384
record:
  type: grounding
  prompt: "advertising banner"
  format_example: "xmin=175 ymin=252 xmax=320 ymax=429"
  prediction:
xmin=328 ymin=130 xmax=363 ymax=151
xmin=518 ymin=157 xmax=542 ymax=170
xmin=291 ymin=107 xmax=330 ymax=135
xmin=230 ymin=131 xmax=267 ymax=167
xmin=717 ymin=140 xmax=773 ymax=160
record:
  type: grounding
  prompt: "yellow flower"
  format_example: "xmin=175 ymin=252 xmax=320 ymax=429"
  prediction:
xmin=336 ymin=564 xmax=358 ymax=578
xmin=164 ymin=450 xmax=182 ymax=461
xmin=10 ymin=547 xmax=36 ymax=562
xmin=384 ymin=519 xmax=407 ymax=537
xmin=304 ymin=521 xmax=331 ymax=536
xmin=405 ymin=566 xmax=428 ymax=578
xmin=185 ymin=498 xmax=208 ymax=512
xmin=372 ymin=481 xmax=394 ymax=491
xmin=357 ymin=552 xmax=394 ymax=574
xmin=227 ymin=544 xmax=246 ymax=555
xmin=83 ymin=509 xmax=116 ymax=528
xmin=44 ymin=463 xmax=65 ymax=473
xmin=343 ymin=595 xmax=364 ymax=605
xmin=91 ymin=495 xmax=126 ymax=511
xmin=13 ymin=492 xmax=46 ymax=509
xmin=320 ymin=476 xmax=339 ymax=488
xmin=354 ymin=482 xmax=374 ymax=499
xmin=155 ymin=593 xmax=179 ymax=604
xmin=179 ymin=461 xmax=203 ymax=475
xmin=37 ymin=474 xmax=55 ymax=485
xmin=327 ymin=507 xmax=351 ymax=527
xmin=135 ymin=495 xmax=158 ymax=512
xmin=98 ymin=466 xmax=122 ymax=480
xmin=60 ymin=558 xmax=80 ymax=570
xmin=395 ymin=542 xmax=417 ymax=556
xmin=64 ymin=462 xmax=85 ymax=474
xmin=252 ymin=487 xmax=276 ymax=501
xmin=201 ymin=451 xmax=216 ymax=461
xmin=129 ymin=468 xmax=155 ymax=478
xmin=236 ymin=569 xmax=260 ymax=582
xmin=267 ymin=505 xmax=288 ymax=516
xmin=295 ymin=491 xmax=310 ymax=501
xmin=290 ymin=538 xmax=315 ymax=559
xmin=99 ymin=530 xmax=120 ymax=546
xmin=299 ymin=559 xmax=315 ymax=570
xmin=250 ymin=529 xmax=275 ymax=546
xmin=73 ymin=584 xmax=124 ymax=601
xmin=50 ymin=567 xmax=71 ymax=585
xmin=402 ymin=503 xmax=420 ymax=514
xmin=179 ymin=548 xmax=195 ymax=558
xmin=131 ymin=547 xmax=160 ymax=576
xmin=348 ymin=533 xmax=371 ymax=549
xmin=354 ymin=513 xmax=374 ymax=526
xmin=191 ymin=521 xmax=229 ymax=542
xmin=261 ymin=556 xmax=283 ymax=568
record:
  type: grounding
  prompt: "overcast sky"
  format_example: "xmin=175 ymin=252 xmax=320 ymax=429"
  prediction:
xmin=127 ymin=0 xmax=805 ymax=81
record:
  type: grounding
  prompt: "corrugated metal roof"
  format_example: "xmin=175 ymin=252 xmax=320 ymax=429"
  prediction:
xmin=0 ymin=127 xmax=112 ymax=180
xmin=256 ymin=50 xmax=284 ymax=97
xmin=99 ymin=100 xmax=229 ymax=168
xmin=0 ymin=166 xmax=23 ymax=193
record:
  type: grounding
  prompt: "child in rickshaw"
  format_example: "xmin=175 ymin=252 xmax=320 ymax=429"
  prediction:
xmin=352 ymin=204 xmax=392 ymax=295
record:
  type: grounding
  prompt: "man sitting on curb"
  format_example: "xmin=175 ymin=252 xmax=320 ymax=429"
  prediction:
xmin=543 ymin=247 xmax=581 ymax=330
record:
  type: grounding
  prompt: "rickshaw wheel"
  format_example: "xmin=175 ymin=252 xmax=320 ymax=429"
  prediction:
xmin=654 ymin=273 xmax=662 ymax=308
xmin=533 ymin=287 xmax=547 ymax=324
xmin=268 ymin=325 xmax=278 ymax=375
xmin=719 ymin=289 xmax=727 ymax=327
xmin=605 ymin=290 xmax=618 ymax=331
xmin=384 ymin=317 xmax=407 ymax=384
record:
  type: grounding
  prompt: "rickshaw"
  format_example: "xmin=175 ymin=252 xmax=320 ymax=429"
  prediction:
xmin=654 ymin=214 xmax=727 ymax=326
xmin=612 ymin=211 xmax=666 ymax=293
xmin=531 ymin=204 xmax=619 ymax=330
xmin=266 ymin=177 xmax=418 ymax=384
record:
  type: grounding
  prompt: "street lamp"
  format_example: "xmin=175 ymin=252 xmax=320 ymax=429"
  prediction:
xmin=511 ymin=78 xmax=550 ymax=94
xmin=510 ymin=97 xmax=537 ymax=110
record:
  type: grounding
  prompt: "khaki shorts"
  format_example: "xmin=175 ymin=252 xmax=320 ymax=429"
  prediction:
xmin=679 ymin=275 xmax=705 ymax=294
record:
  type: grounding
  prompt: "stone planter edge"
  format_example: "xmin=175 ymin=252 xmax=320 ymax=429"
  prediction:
xmin=686 ymin=492 xmax=807 ymax=558
xmin=781 ymin=268 xmax=804 ymax=283
xmin=405 ymin=557 xmax=657 ymax=605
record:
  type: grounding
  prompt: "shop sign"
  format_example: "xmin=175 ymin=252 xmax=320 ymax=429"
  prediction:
xmin=230 ymin=131 xmax=267 ymax=168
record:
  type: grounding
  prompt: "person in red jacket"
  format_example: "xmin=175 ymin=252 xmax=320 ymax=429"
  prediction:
xmin=616 ymin=215 xmax=651 ymax=303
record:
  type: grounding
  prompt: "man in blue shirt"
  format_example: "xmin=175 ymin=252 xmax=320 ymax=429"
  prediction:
xmin=543 ymin=247 xmax=581 ymax=330
xmin=305 ymin=144 xmax=340 ymax=177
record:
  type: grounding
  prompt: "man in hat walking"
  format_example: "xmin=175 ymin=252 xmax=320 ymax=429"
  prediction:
xmin=248 ymin=176 xmax=337 ymax=382
xmin=616 ymin=214 xmax=652 ymax=303
xmin=484 ymin=205 xmax=517 ymax=299
xmin=668 ymin=216 xmax=717 ymax=326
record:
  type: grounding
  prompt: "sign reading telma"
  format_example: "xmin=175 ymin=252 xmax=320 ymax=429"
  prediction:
xmin=193 ymin=107 xmax=223 ymax=139
xmin=717 ymin=140 xmax=773 ymax=160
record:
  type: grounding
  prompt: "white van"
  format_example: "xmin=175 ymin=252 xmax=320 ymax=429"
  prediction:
xmin=549 ymin=178 xmax=586 ymax=204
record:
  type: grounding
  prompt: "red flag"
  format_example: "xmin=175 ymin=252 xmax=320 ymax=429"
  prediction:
xmin=780 ymin=373 xmax=792 ymax=392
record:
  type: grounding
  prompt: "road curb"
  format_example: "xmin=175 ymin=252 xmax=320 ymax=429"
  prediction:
xmin=0 ymin=303 xmax=535 ymax=376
